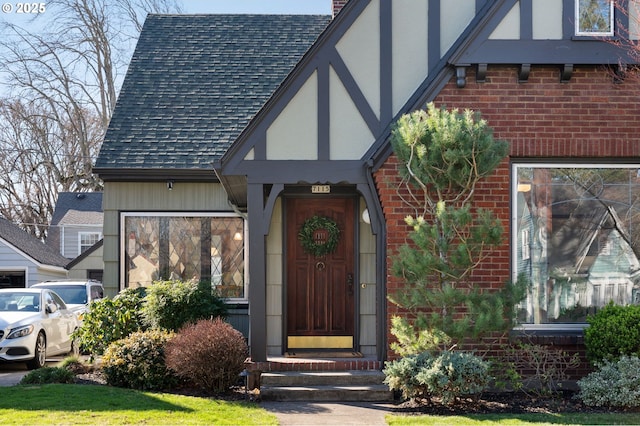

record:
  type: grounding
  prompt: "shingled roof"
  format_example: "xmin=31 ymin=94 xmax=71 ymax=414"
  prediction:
xmin=0 ymin=217 xmax=69 ymax=268
xmin=46 ymin=192 xmax=103 ymax=254
xmin=94 ymin=14 xmax=330 ymax=177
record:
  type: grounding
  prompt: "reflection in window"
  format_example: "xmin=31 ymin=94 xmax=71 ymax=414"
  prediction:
xmin=576 ymin=0 xmax=614 ymax=36
xmin=513 ymin=165 xmax=640 ymax=324
xmin=122 ymin=213 xmax=245 ymax=299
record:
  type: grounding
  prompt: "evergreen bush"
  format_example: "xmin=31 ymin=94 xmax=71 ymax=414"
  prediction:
xmin=165 ymin=318 xmax=247 ymax=393
xmin=19 ymin=367 xmax=75 ymax=385
xmin=101 ymin=329 xmax=177 ymax=391
xmin=584 ymin=302 xmax=640 ymax=364
xmin=142 ymin=280 xmax=227 ymax=332
xmin=384 ymin=350 xmax=489 ymax=405
xmin=383 ymin=351 xmax=434 ymax=400
xmin=72 ymin=287 xmax=146 ymax=358
xmin=578 ymin=355 xmax=640 ymax=408
xmin=388 ymin=103 xmax=525 ymax=348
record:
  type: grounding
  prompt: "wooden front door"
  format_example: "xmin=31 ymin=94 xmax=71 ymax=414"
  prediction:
xmin=286 ymin=197 xmax=356 ymax=349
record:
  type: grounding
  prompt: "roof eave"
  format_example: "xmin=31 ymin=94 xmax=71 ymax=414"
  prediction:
xmin=93 ymin=168 xmax=220 ymax=182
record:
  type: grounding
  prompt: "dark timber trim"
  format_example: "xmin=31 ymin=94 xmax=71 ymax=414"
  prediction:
xmin=318 ymin=61 xmax=330 ymax=161
xmin=379 ymin=0 xmax=393 ymax=129
xmin=520 ymin=0 xmax=532 ymax=40
xmin=329 ymin=48 xmax=380 ymax=137
xmin=428 ymin=0 xmax=441 ymax=70
xmin=247 ymin=183 xmax=270 ymax=362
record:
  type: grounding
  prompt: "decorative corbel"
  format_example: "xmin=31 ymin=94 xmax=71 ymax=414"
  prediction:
xmin=560 ymin=64 xmax=573 ymax=83
xmin=456 ymin=66 xmax=467 ymax=88
xmin=518 ymin=64 xmax=531 ymax=83
xmin=476 ymin=64 xmax=488 ymax=83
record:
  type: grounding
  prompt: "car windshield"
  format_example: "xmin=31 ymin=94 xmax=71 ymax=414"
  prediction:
xmin=41 ymin=286 xmax=87 ymax=305
xmin=0 ymin=293 xmax=39 ymax=312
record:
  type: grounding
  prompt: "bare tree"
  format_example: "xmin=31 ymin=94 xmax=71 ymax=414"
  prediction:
xmin=0 ymin=0 xmax=182 ymax=240
xmin=610 ymin=1 xmax=640 ymax=80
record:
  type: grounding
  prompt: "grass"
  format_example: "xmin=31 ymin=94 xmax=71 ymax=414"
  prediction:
xmin=4 ymin=381 xmax=640 ymax=426
xmin=386 ymin=412 xmax=640 ymax=425
xmin=0 ymin=384 xmax=277 ymax=425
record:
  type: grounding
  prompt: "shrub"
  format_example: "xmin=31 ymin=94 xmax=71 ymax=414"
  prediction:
xmin=504 ymin=341 xmax=580 ymax=397
xmin=142 ymin=280 xmax=227 ymax=332
xmin=383 ymin=351 xmax=434 ymax=400
xmin=72 ymin=287 xmax=146 ymax=358
xmin=59 ymin=356 xmax=90 ymax=374
xmin=384 ymin=351 xmax=489 ymax=405
xmin=20 ymin=367 xmax=75 ymax=385
xmin=578 ymin=355 xmax=640 ymax=408
xmin=584 ymin=302 xmax=640 ymax=364
xmin=165 ymin=318 xmax=247 ymax=393
xmin=389 ymin=315 xmax=450 ymax=356
xmin=101 ymin=329 xmax=177 ymax=391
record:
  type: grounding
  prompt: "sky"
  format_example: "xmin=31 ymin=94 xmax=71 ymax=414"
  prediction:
xmin=183 ymin=0 xmax=331 ymax=15
xmin=0 ymin=1 xmax=331 ymax=27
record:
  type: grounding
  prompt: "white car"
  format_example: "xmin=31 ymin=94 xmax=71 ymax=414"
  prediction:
xmin=31 ymin=280 xmax=104 ymax=320
xmin=0 ymin=288 xmax=78 ymax=369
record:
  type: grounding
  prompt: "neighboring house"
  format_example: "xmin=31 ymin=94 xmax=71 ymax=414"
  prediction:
xmin=94 ymin=0 xmax=640 ymax=371
xmin=66 ymin=239 xmax=104 ymax=284
xmin=0 ymin=217 xmax=68 ymax=287
xmin=47 ymin=192 xmax=103 ymax=259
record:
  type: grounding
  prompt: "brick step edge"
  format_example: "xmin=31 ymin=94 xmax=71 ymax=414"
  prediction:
xmin=261 ymin=370 xmax=386 ymax=386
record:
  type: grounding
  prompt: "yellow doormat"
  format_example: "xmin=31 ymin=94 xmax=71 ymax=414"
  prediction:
xmin=284 ymin=351 xmax=363 ymax=358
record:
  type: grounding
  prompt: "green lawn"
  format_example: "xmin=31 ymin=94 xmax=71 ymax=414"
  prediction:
xmin=386 ymin=412 xmax=640 ymax=425
xmin=0 ymin=384 xmax=277 ymax=425
xmin=4 ymin=383 xmax=639 ymax=425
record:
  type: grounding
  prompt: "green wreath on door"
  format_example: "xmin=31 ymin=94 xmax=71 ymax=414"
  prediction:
xmin=298 ymin=215 xmax=340 ymax=257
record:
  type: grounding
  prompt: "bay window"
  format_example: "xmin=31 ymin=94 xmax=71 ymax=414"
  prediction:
xmin=513 ymin=164 xmax=640 ymax=324
xmin=121 ymin=212 xmax=246 ymax=300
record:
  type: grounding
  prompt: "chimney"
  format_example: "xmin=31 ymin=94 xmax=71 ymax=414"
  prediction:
xmin=332 ymin=0 xmax=348 ymax=18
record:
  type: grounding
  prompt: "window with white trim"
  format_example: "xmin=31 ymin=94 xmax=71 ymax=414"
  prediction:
xmin=513 ymin=164 xmax=640 ymax=324
xmin=121 ymin=213 xmax=246 ymax=300
xmin=576 ymin=0 xmax=614 ymax=36
xmin=79 ymin=232 xmax=101 ymax=254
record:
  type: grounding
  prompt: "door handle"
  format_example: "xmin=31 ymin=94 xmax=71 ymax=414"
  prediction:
xmin=347 ymin=273 xmax=354 ymax=296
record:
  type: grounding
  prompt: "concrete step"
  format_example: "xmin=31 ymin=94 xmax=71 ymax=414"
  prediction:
xmin=261 ymin=384 xmax=393 ymax=402
xmin=261 ymin=370 xmax=386 ymax=386
xmin=259 ymin=370 xmax=394 ymax=402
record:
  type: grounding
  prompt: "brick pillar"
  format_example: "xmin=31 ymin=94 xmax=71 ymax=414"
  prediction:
xmin=333 ymin=0 xmax=348 ymax=18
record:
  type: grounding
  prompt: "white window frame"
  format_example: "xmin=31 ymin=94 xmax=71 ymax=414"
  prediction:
xmin=78 ymin=232 xmax=102 ymax=254
xmin=575 ymin=0 xmax=615 ymax=36
xmin=120 ymin=212 xmax=248 ymax=302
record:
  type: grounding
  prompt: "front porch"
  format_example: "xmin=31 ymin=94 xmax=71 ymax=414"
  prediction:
xmin=245 ymin=355 xmax=391 ymax=402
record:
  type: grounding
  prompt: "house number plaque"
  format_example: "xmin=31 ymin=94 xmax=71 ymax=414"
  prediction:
xmin=311 ymin=185 xmax=330 ymax=193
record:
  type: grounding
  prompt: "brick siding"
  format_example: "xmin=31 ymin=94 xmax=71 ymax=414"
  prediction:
xmin=333 ymin=0 xmax=348 ymax=17
xmin=376 ymin=64 xmax=640 ymax=377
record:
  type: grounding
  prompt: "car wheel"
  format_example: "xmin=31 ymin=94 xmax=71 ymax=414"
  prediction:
xmin=26 ymin=332 xmax=46 ymax=370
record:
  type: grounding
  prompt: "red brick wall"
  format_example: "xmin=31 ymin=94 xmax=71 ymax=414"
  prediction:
xmin=376 ymin=64 xmax=640 ymax=377
xmin=333 ymin=0 xmax=348 ymax=17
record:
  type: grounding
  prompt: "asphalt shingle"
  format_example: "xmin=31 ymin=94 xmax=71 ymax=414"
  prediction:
xmin=0 ymin=218 xmax=69 ymax=268
xmin=95 ymin=14 xmax=330 ymax=171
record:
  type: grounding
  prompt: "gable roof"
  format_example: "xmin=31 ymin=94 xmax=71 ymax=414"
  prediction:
xmin=94 ymin=14 xmax=330 ymax=180
xmin=66 ymin=239 xmax=103 ymax=270
xmin=46 ymin=192 xmax=103 ymax=254
xmin=50 ymin=192 xmax=103 ymax=226
xmin=0 ymin=217 xmax=69 ymax=268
